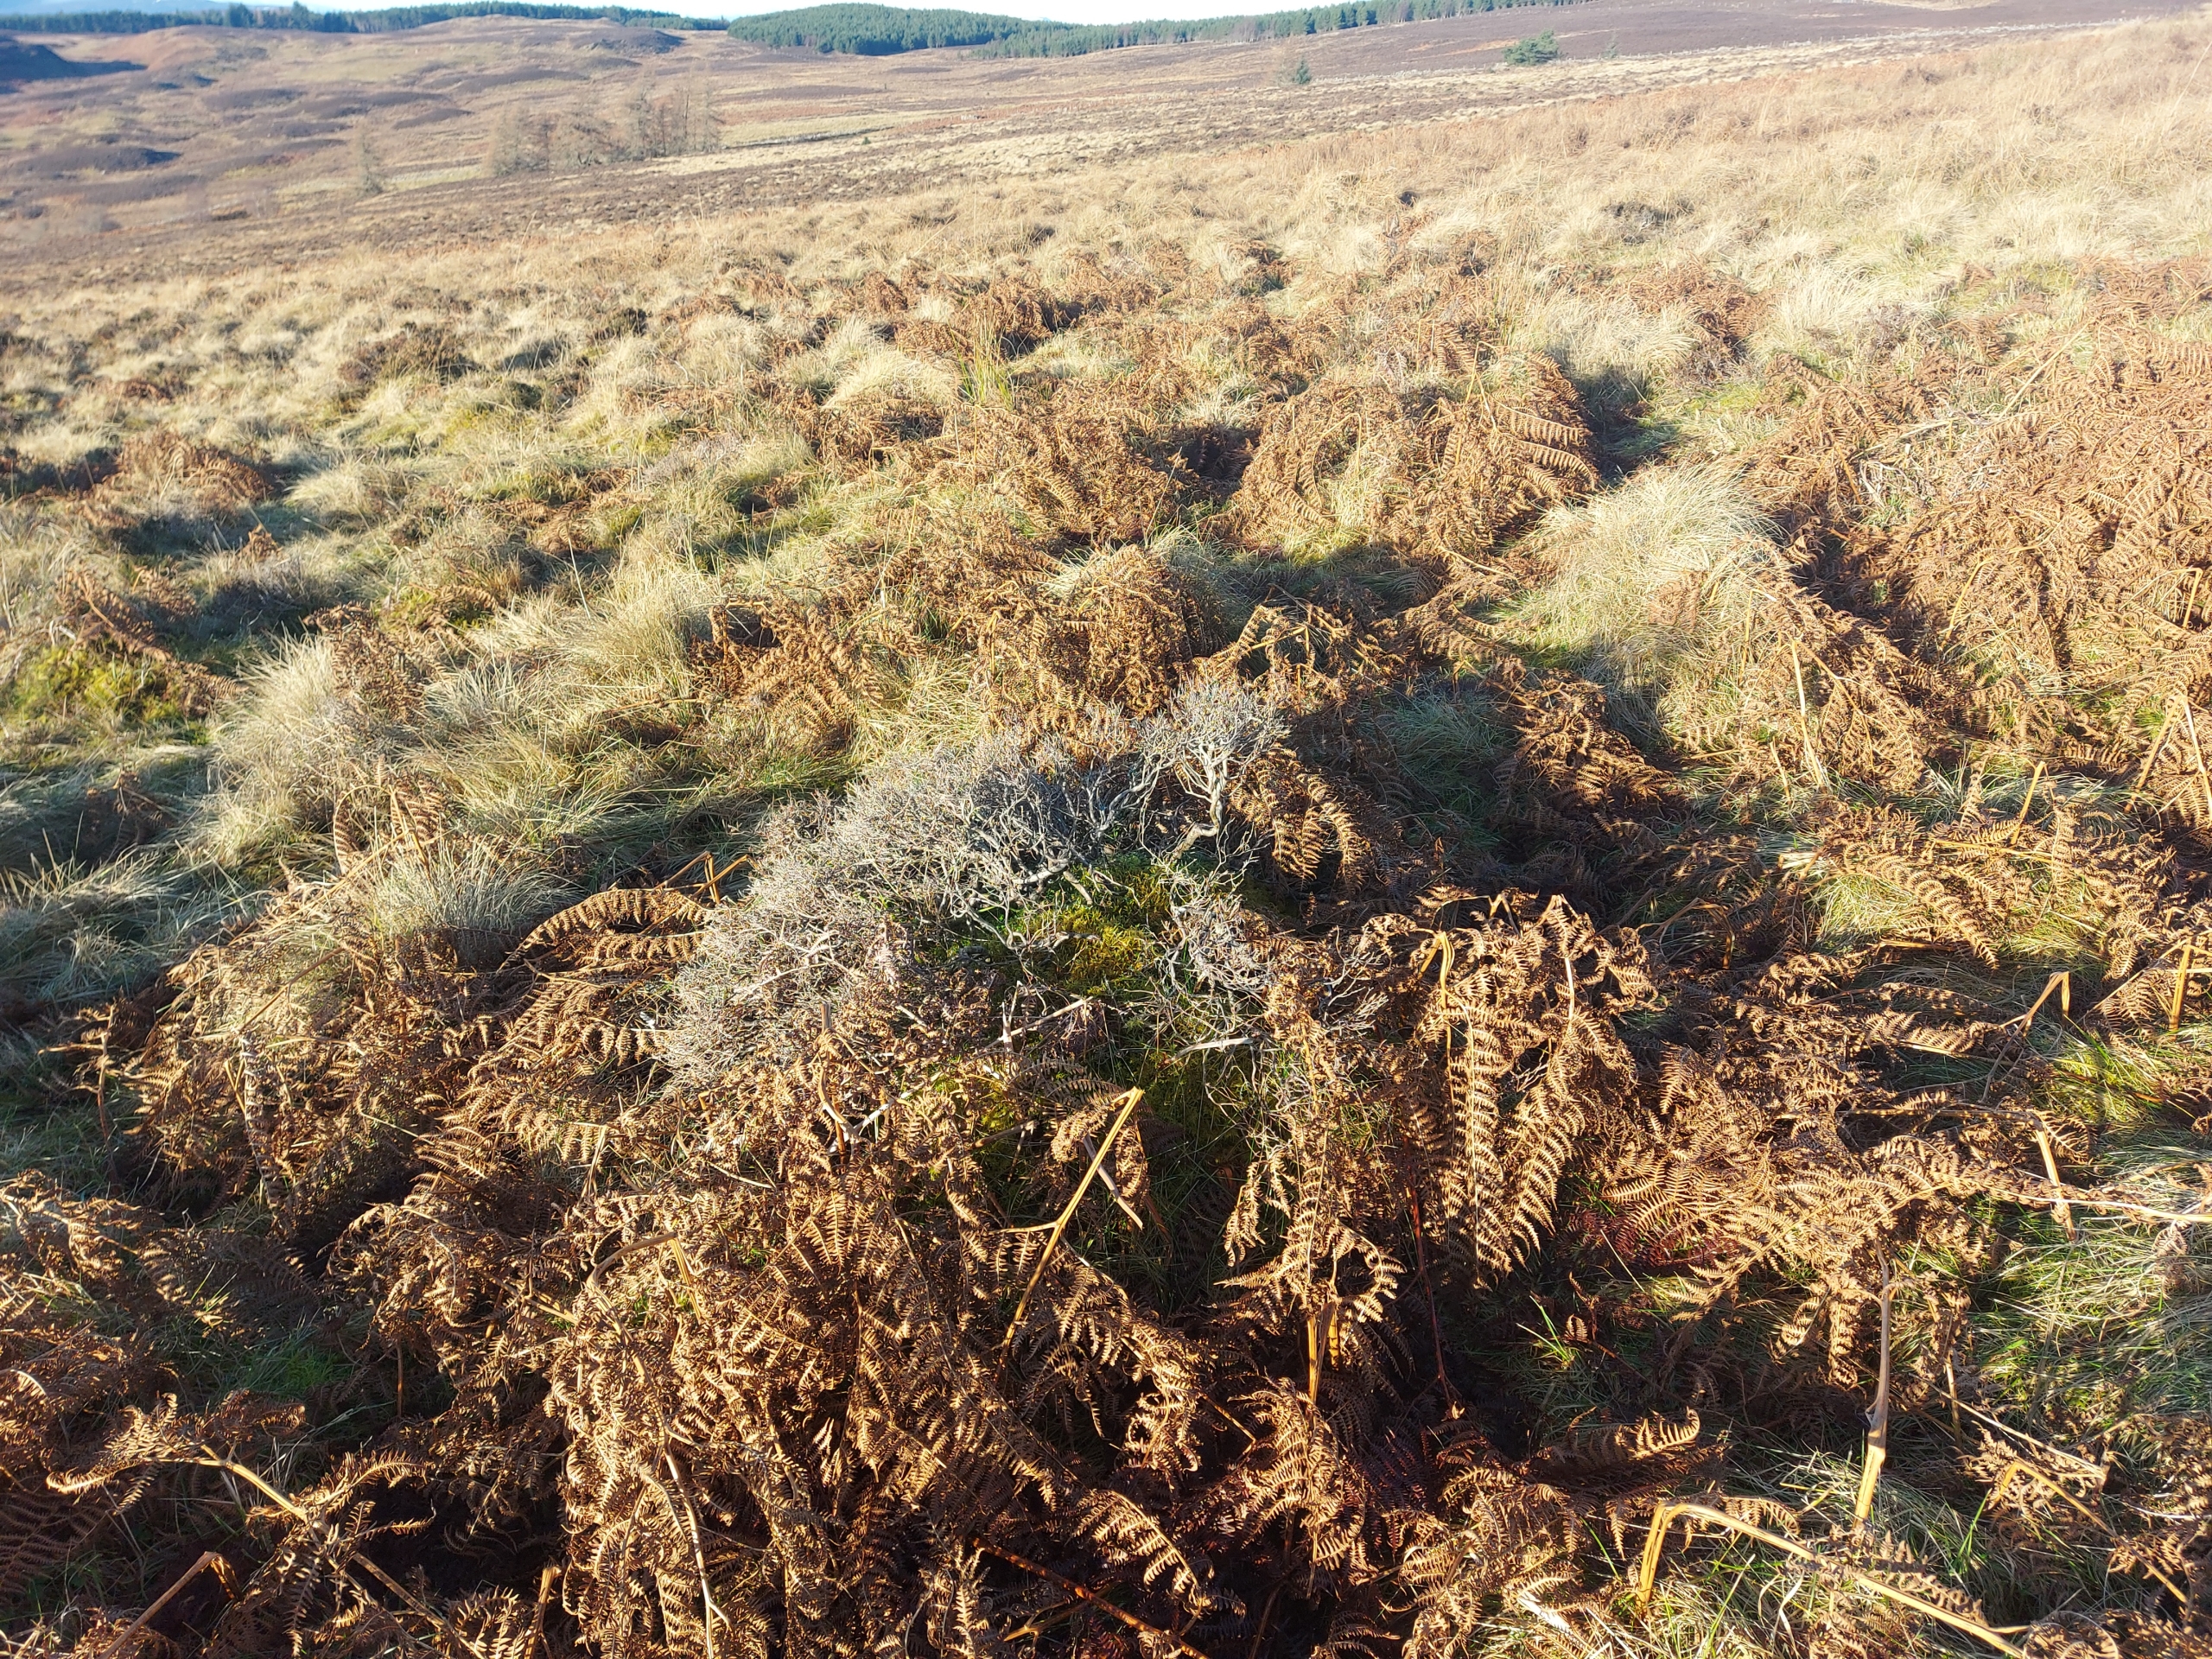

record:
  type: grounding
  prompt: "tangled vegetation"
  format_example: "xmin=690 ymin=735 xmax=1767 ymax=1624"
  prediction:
xmin=3 ymin=18 xmax=2212 ymax=1659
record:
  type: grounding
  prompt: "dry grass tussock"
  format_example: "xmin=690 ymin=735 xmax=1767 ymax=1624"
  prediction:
xmin=4 ymin=16 xmax=2212 ymax=1659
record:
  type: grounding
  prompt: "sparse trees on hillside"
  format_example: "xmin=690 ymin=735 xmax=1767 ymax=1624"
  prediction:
xmin=486 ymin=77 xmax=715 ymax=177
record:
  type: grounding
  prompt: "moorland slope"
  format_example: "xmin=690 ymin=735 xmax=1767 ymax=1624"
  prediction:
xmin=3 ymin=12 xmax=2212 ymax=1658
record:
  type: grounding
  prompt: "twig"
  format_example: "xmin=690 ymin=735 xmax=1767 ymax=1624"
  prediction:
xmin=2030 ymin=1115 xmax=2075 ymax=1241
xmin=971 ymin=1540 xmax=1211 ymax=1659
xmin=2127 ymin=702 xmax=2174 ymax=807
xmin=1870 ymin=341 xmax=2069 ymax=458
xmin=530 ymin=1565 xmax=561 ymax=1659
xmin=1247 ymin=1578 xmax=1286 ymax=1659
xmin=98 ymin=1551 xmax=236 ymax=1659
xmin=1990 ymin=1460 xmax=2109 ymax=1535
xmin=1402 ymin=1172 xmax=1451 ymax=1398
xmin=1074 ymin=1122 xmax=1151 ymax=1232
xmin=1789 ymin=641 xmax=1828 ymax=791
xmin=1001 ymin=1090 xmax=1141 ymax=1346
xmin=233 ymin=944 xmax=347 ymax=1034
xmin=2005 ymin=971 xmax=2071 ymax=1032
xmin=183 ymin=1451 xmax=487 ymax=1659
xmin=1991 ymin=334 xmax=2082 ymax=423
xmin=1635 ymin=1503 xmax=2026 ymax=1657
xmin=667 ymin=1237 xmax=704 ymax=1300
xmin=662 ymin=848 xmax=714 ymax=887
xmin=2185 ymin=700 xmax=2212 ymax=824
xmin=2053 ymin=1193 xmax=2212 ymax=1225
xmin=1986 ymin=1464 xmax=2181 ymax=1604
xmin=1986 ymin=1459 xmax=2191 ymax=1596
xmin=1004 ymin=1599 xmax=1085 ymax=1643
xmin=2007 ymin=760 xmax=2044 ymax=845
xmin=1200 ymin=1393 xmax=1257 ymax=1446
xmin=1928 ymin=837 xmax=2060 ymax=861
xmin=1411 ymin=928 xmax=1455 ymax=989
xmin=2171 ymin=938 xmax=2196 ymax=1034
xmin=1949 ymin=1400 xmax=2108 ymax=1479
xmin=664 ymin=1450 xmax=723 ymax=1659
xmin=660 ymin=847 xmax=747 ymax=899
xmin=2145 ymin=934 xmax=2212 ymax=966
xmin=1854 ymin=1260 xmax=1892 ymax=1526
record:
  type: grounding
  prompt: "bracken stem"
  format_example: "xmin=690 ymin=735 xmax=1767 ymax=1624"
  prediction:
xmin=1635 ymin=1502 xmax=2026 ymax=1657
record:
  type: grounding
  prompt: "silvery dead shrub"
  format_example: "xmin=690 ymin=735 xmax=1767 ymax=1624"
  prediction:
xmin=667 ymin=686 xmax=1286 ymax=1085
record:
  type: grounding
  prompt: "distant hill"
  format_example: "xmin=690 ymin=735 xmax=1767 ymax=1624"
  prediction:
xmin=2 ymin=0 xmax=192 ymax=11
xmin=0 ymin=25 xmax=137 ymax=65
xmin=727 ymin=0 xmax=1574 ymax=57
xmin=0 ymin=1 xmax=712 ymax=34
xmin=0 ymin=0 xmax=1571 ymax=41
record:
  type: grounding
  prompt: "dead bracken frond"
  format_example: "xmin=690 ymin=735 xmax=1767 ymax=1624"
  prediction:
xmin=1234 ymin=353 xmax=1596 ymax=573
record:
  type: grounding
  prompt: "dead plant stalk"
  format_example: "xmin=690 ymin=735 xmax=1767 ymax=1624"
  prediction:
xmin=1636 ymin=1503 xmax=2026 ymax=1656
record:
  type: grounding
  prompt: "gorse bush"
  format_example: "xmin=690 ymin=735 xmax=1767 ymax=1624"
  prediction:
xmin=1501 ymin=27 xmax=1559 ymax=63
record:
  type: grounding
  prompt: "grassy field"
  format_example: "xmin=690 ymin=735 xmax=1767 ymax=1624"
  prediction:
xmin=3 ymin=9 xmax=2212 ymax=1657
xmin=7 ymin=0 xmax=2200 ymax=275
